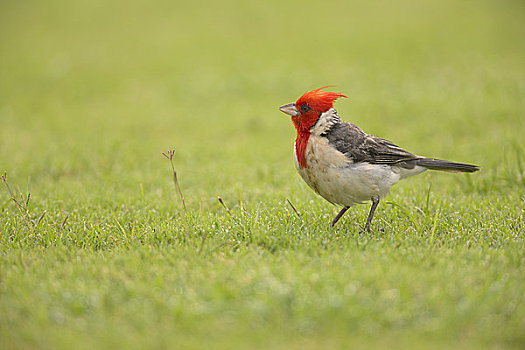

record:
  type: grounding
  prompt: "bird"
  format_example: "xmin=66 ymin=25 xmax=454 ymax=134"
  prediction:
xmin=279 ymin=86 xmax=480 ymax=232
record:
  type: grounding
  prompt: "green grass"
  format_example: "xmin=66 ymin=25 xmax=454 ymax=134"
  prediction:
xmin=1 ymin=0 xmax=524 ymax=348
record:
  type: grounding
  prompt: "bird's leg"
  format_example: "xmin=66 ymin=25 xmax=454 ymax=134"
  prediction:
xmin=332 ymin=206 xmax=349 ymax=227
xmin=364 ymin=197 xmax=380 ymax=233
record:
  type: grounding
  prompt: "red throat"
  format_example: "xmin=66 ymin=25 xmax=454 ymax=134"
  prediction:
xmin=295 ymin=131 xmax=309 ymax=169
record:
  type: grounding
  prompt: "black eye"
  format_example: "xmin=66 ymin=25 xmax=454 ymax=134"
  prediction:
xmin=300 ymin=104 xmax=311 ymax=113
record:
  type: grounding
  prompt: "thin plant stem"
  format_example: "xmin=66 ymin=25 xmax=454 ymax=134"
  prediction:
xmin=162 ymin=149 xmax=187 ymax=212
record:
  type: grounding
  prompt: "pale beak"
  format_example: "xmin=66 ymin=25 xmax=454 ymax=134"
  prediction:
xmin=279 ymin=103 xmax=298 ymax=116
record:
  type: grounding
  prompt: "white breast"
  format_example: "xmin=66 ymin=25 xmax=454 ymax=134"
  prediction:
xmin=294 ymin=135 xmax=402 ymax=206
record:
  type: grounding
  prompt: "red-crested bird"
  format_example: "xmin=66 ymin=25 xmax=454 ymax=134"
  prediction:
xmin=279 ymin=86 xmax=479 ymax=232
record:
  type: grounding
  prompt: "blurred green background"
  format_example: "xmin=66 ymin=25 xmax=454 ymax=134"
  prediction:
xmin=1 ymin=0 xmax=525 ymax=349
xmin=1 ymin=0 xmax=523 ymax=204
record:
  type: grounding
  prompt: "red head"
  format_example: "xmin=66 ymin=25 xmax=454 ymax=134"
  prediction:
xmin=279 ymin=86 xmax=348 ymax=168
xmin=279 ymin=86 xmax=348 ymax=133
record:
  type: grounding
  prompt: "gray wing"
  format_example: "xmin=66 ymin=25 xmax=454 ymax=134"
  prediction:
xmin=323 ymin=122 xmax=422 ymax=166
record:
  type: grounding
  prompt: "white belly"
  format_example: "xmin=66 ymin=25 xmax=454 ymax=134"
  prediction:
xmin=294 ymin=135 xmax=410 ymax=206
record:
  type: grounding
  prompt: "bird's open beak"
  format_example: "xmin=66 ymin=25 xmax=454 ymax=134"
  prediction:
xmin=279 ymin=103 xmax=298 ymax=116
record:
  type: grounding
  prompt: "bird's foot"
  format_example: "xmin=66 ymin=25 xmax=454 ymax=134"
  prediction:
xmin=359 ymin=225 xmax=372 ymax=235
xmin=359 ymin=226 xmax=384 ymax=235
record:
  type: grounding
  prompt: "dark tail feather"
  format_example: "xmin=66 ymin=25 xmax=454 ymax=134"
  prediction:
xmin=415 ymin=158 xmax=480 ymax=173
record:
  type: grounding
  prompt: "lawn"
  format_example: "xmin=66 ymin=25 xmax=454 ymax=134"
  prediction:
xmin=1 ymin=0 xmax=524 ymax=349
